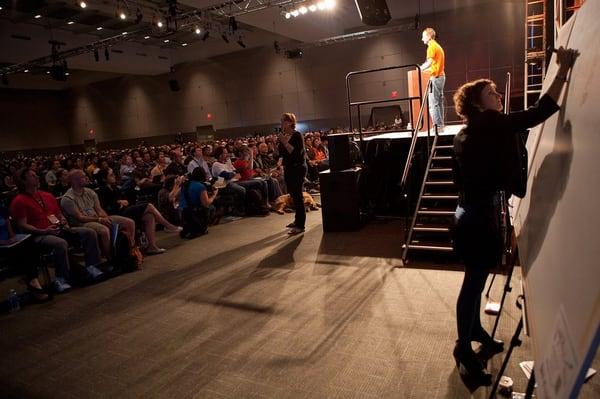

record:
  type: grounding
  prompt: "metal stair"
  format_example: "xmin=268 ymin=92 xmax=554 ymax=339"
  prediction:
xmin=402 ymin=127 xmax=459 ymax=261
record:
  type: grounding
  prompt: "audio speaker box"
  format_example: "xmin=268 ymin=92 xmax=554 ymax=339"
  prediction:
xmin=354 ymin=0 xmax=391 ymax=26
xmin=320 ymin=167 xmax=362 ymax=232
xmin=328 ymin=133 xmax=352 ymax=171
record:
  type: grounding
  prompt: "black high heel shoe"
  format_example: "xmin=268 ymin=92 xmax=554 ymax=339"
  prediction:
xmin=453 ymin=344 xmax=493 ymax=386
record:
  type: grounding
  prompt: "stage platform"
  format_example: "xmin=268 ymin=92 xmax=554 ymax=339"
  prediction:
xmin=360 ymin=124 xmax=464 ymax=142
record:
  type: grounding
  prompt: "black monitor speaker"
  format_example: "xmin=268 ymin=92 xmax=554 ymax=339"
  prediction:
xmin=354 ymin=0 xmax=391 ymax=26
xmin=328 ymin=133 xmax=352 ymax=171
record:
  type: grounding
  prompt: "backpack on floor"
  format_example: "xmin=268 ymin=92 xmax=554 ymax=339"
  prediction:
xmin=113 ymin=232 xmax=139 ymax=272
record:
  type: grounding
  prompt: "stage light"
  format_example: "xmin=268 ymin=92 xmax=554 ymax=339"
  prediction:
xmin=122 ymin=31 xmax=127 ymax=35
xmin=119 ymin=11 xmax=127 ymax=20
xmin=317 ymin=2 xmax=326 ymax=10
xmin=182 ymin=42 xmax=187 ymax=47
xmin=324 ymin=0 xmax=335 ymax=9
xmin=157 ymin=20 xmax=164 ymax=28
xmin=65 ymin=72 xmax=70 ymax=76
xmin=79 ymin=1 xmax=87 ymax=9
xmin=309 ymin=5 xmax=317 ymax=12
xmin=94 ymin=48 xmax=99 ymax=61
xmin=163 ymin=39 xmax=169 ymax=43
xmin=96 ymin=26 xmax=103 ymax=30
xmin=285 ymin=12 xmax=291 ymax=19
xmin=221 ymin=33 xmax=229 ymax=43
xmin=144 ymin=35 xmax=150 ymax=39
xmin=194 ymin=26 xmax=201 ymax=34
xmin=34 ymin=14 xmax=42 ymax=19
xmin=291 ymin=10 xmax=299 ymax=17
xmin=299 ymin=6 xmax=308 ymax=14
xmin=24 ymin=69 xmax=29 ymax=73
xmin=67 ymin=21 xmax=75 ymax=25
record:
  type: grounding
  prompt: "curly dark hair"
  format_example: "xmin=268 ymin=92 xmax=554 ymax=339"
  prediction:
xmin=453 ymin=78 xmax=493 ymax=122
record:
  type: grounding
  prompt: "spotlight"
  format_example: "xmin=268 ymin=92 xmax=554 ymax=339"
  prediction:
xmin=299 ymin=6 xmax=308 ymax=14
xmin=157 ymin=20 xmax=164 ymax=28
xmin=34 ymin=14 xmax=42 ymax=19
xmin=285 ymin=12 xmax=291 ymax=19
xmin=104 ymin=47 xmax=109 ymax=61
xmin=144 ymin=35 xmax=150 ymax=39
xmin=94 ymin=48 xmax=99 ymax=61
xmin=67 ymin=21 xmax=75 ymax=25
xmin=163 ymin=39 xmax=169 ymax=43
xmin=79 ymin=0 xmax=87 ymax=9
xmin=317 ymin=2 xmax=326 ymax=10
xmin=181 ymin=43 xmax=187 ymax=47
xmin=309 ymin=5 xmax=317 ymax=12
xmin=324 ymin=0 xmax=335 ymax=9
xmin=122 ymin=31 xmax=127 ymax=35
xmin=24 ymin=69 xmax=29 ymax=73
xmin=221 ymin=33 xmax=229 ymax=43
xmin=119 ymin=11 xmax=127 ymax=20
xmin=201 ymin=30 xmax=209 ymax=41
xmin=291 ymin=10 xmax=299 ymax=17
xmin=135 ymin=8 xmax=143 ymax=24
xmin=194 ymin=26 xmax=201 ymax=34
xmin=96 ymin=26 xmax=103 ymax=30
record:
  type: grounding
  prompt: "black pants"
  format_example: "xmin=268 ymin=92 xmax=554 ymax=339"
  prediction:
xmin=1 ymin=240 xmax=40 ymax=282
xmin=284 ymin=165 xmax=307 ymax=229
xmin=453 ymin=199 xmax=502 ymax=349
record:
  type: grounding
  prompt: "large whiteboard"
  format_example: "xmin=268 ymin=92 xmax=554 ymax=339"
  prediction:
xmin=511 ymin=2 xmax=600 ymax=398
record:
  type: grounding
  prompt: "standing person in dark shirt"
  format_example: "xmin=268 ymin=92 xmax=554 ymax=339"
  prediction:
xmin=278 ymin=113 xmax=307 ymax=235
xmin=451 ymin=47 xmax=577 ymax=385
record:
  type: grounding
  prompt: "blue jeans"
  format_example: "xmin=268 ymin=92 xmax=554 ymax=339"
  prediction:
xmin=429 ymin=75 xmax=445 ymax=127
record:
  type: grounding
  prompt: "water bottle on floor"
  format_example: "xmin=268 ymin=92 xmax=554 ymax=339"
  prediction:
xmin=8 ymin=289 xmax=20 ymax=313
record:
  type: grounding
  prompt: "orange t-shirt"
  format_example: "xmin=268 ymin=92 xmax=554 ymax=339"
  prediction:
xmin=426 ymin=39 xmax=445 ymax=77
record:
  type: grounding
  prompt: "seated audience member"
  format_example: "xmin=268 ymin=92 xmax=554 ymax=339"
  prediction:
xmin=255 ymin=142 xmax=286 ymax=195
xmin=0 ymin=204 xmax=50 ymax=301
xmin=51 ymin=169 xmax=70 ymax=198
xmin=44 ymin=159 xmax=62 ymax=189
xmin=61 ymin=169 xmax=141 ymax=266
xmin=150 ymin=152 xmax=168 ymax=184
xmin=202 ymin=145 xmax=215 ymax=166
xmin=165 ymin=148 xmax=187 ymax=176
xmin=312 ymin=137 xmax=329 ymax=171
xmin=10 ymin=168 xmax=105 ymax=292
xmin=157 ymin=175 xmax=183 ymax=226
xmin=179 ymin=167 xmax=219 ymax=238
xmin=96 ymin=169 xmax=181 ymax=255
xmin=305 ymin=136 xmax=319 ymax=182
xmin=187 ymin=146 xmax=212 ymax=177
xmin=211 ymin=146 xmax=246 ymax=215
xmin=232 ymin=145 xmax=271 ymax=206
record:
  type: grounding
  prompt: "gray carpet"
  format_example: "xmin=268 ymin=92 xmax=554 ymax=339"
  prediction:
xmin=0 ymin=212 xmax=598 ymax=398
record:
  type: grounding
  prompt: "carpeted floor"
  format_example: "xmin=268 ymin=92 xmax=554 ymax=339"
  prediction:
xmin=0 ymin=212 xmax=598 ymax=398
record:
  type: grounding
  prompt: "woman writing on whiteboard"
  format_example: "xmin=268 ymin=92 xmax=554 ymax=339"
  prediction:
xmin=451 ymin=47 xmax=577 ymax=385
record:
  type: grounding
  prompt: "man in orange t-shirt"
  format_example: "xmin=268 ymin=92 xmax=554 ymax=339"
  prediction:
xmin=420 ymin=27 xmax=446 ymax=128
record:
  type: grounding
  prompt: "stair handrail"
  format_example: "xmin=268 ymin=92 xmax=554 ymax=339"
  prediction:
xmin=400 ymin=76 xmax=433 ymax=190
